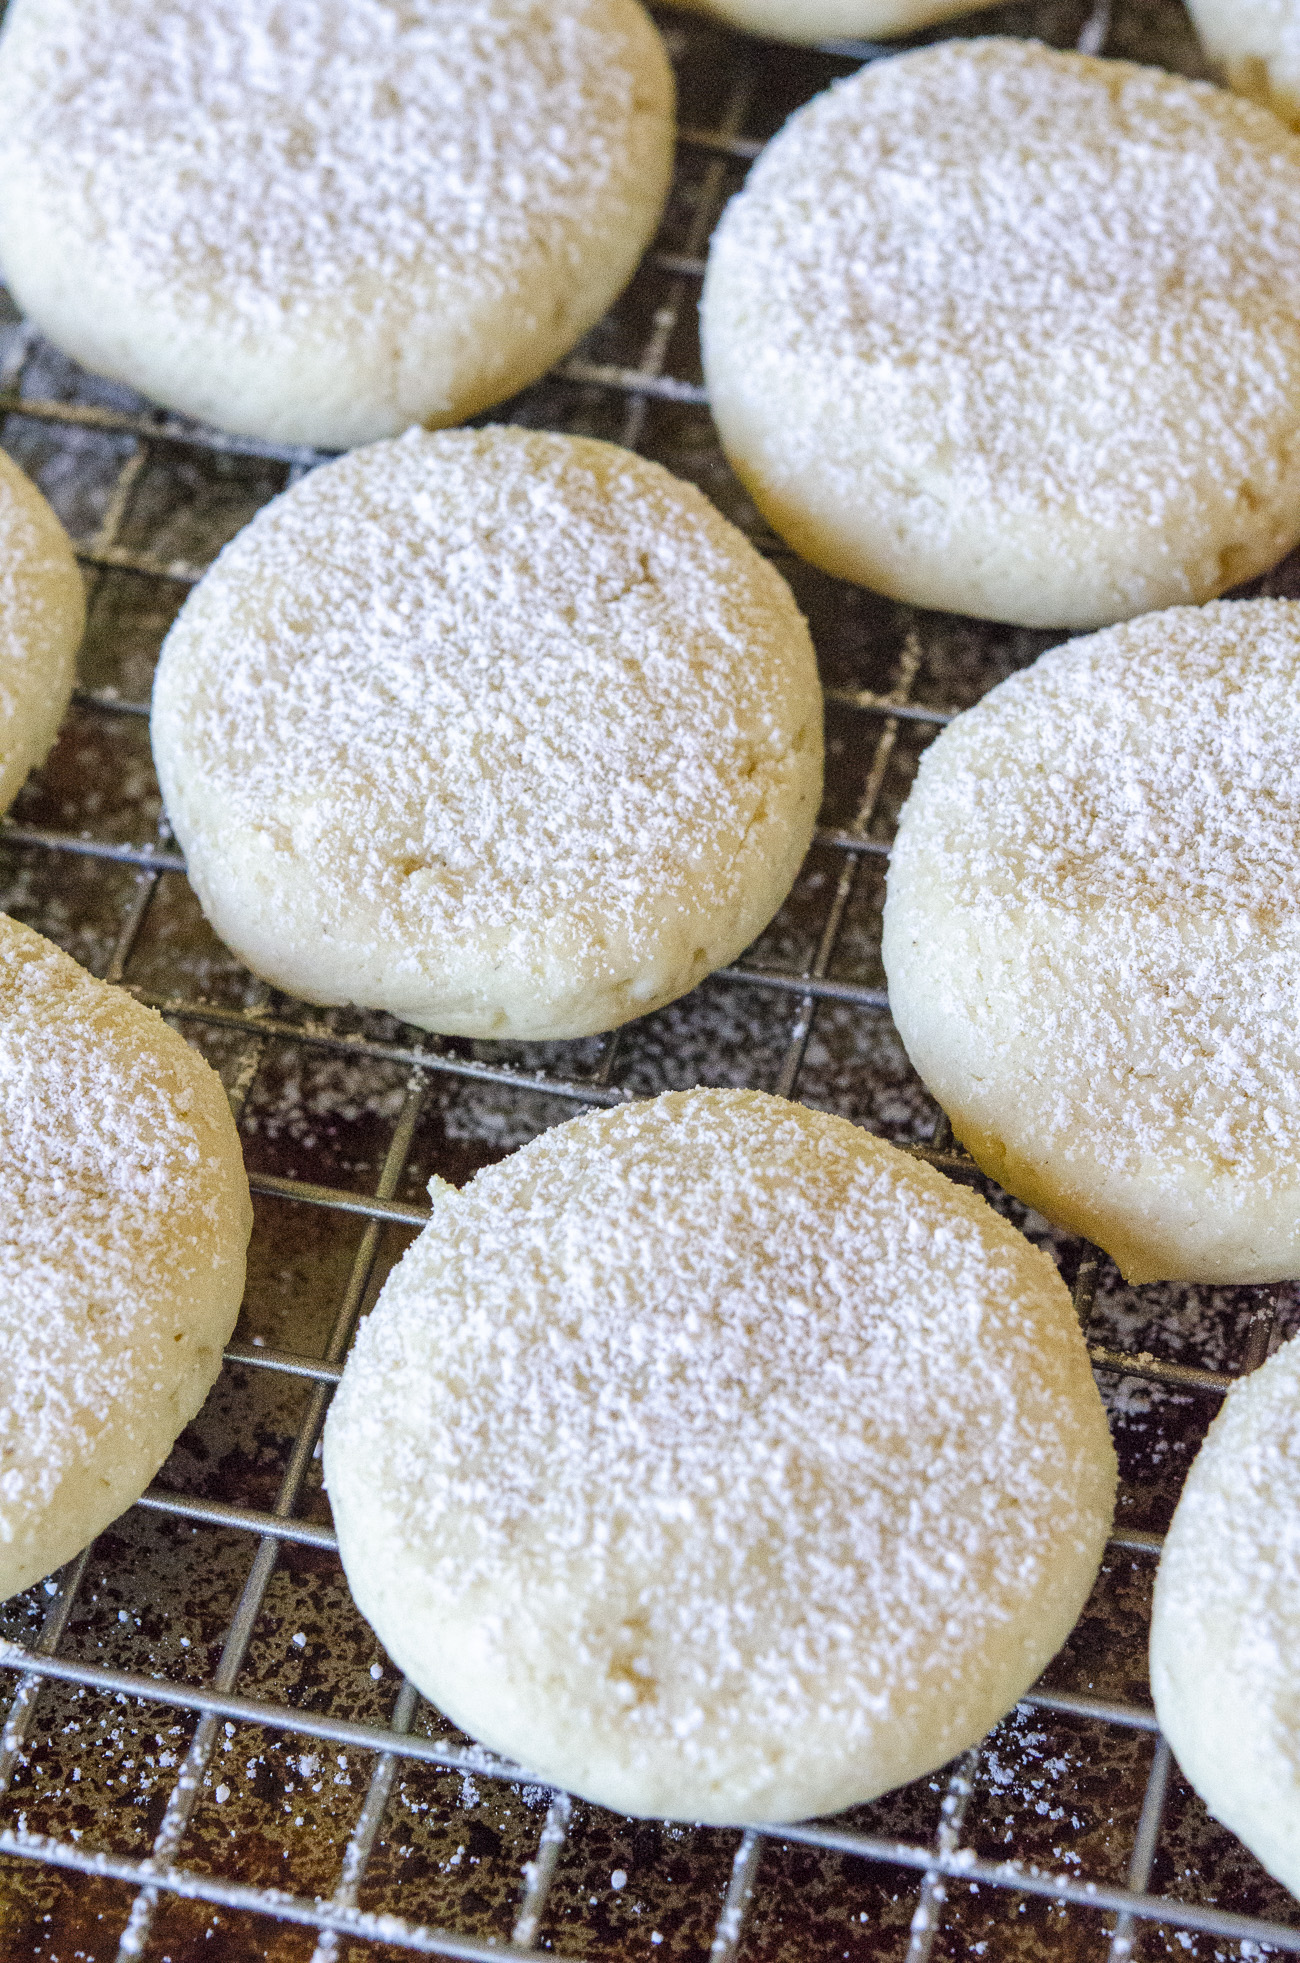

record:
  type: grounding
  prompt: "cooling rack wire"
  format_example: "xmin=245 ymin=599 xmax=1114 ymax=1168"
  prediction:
xmin=1 ymin=0 xmax=1298 ymax=1956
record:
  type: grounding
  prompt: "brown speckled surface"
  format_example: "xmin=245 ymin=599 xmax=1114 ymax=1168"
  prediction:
xmin=3 ymin=1 xmax=1300 ymax=1954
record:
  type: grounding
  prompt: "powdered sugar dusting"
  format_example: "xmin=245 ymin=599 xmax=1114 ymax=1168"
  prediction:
xmin=0 ymin=914 xmax=249 ymax=1581
xmin=0 ymin=0 xmax=667 ymax=328
xmin=152 ymin=427 xmax=821 ymax=1035
xmin=0 ymin=0 xmax=672 ymax=440
xmin=907 ymin=602 xmax=1300 ymax=919
xmin=886 ymin=598 xmax=1300 ymax=1215
xmin=1151 ymin=1331 xmax=1300 ymax=1891
xmin=705 ymin=40 xmax=1300 ymax=573
xmin=0 ymin=452 xmax=81 ymax=815
xmin=324 ymin=1090 xmax=1115 ymax=1819
xmin=1159 ymin=1333 xmax=1300 ymax=1645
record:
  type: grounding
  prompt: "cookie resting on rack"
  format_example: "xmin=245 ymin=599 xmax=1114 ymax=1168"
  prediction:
xmin=1151 ymin=1333 xmax=1300 ymax=1899
xmin=323 ymin=1088 xmax=1116 ymax=1824
xmin=150 ymin=427 xmax=823 ymax=1041
xmin=0 ymin=0 xmax=674 ymax=449
xmin=0 ymin=914 xmax=251 ymax=1599
xmin=701 ymin=39 xmax=1300 ymax=628
xmin=0 ymin=449 xmax=83 ymax=817
xmin=883 ymin=598 xmax=1300 ymax=1284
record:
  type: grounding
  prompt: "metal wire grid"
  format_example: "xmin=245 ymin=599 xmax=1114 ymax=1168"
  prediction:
xmin=0 ymin=4 xmax=1295 ymax=1957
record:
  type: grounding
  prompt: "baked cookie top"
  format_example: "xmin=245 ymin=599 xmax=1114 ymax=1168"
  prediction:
xmin=0 ymin=914 xmax=251 ymax=1597
xmin=324 ymin=1088 xmax=1115 ymax=1822
xmin=152 ymin=427 xmax=822 ymax=1039
xmin=0 ymin=0 xmax=674 ymax=444
xmin=883 ymin=598 xmax=1300 ymax=1281
xmin=1152 ymin=1332 xmax=1300 ymax=1897
xmin=702 ymin=39 xmax=1300 ymax=626
xmin=0 ymin=449 xmax=83 ymax=817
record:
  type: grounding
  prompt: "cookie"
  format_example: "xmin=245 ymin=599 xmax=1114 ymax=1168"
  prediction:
xmin=883 ymin=600 xmax=1300 ymax=1284
xmin=151 ymin=427 xmax=822 ymax=1040
xmin=0 ymin=0 xmax=674 ymax=448
xmin=323 ymin=1089 xmax=1116 ymax=1823
xmin=1151 ymin=1334 xmax=1300 ymax=1898
xmin=0 ymin=449 xmax=83 ymax=815
xmin=701 ymin=39 xmax=1300 ymax=628
xmin=669 ymin=0 xmax=975 ymax=46
xmin=0 ymin=915 xmax=251 ymax=1598
xmin=1184 ymin=0 xmax=1300 ymax=129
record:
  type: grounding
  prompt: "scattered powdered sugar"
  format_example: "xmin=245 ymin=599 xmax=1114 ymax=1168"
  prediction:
xmin=325 ymin=1090 xmax=1114 ymax=1812
xmin=706 ymin=39 xmax=1300 ymax=529
xmin=0 ymin=0 xmax=668 ymax=330
xmin=887 ymin=599 xmax=1300 ymax=1185
xmin=152 ymin=427 xmax=819 ymax=1005
xmin=0 ymin=914 xmax=247 ymax=1540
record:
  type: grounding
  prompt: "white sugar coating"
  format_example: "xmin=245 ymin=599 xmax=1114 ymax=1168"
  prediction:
xmin=883 ymin=598 xmax=1300 ymax=1284
xmin=1152 ymin=1333 xmax=1300 ymax=1897
xmin=1185 ymin=0 xmax=1300 ymax=130
xmin=0 ymin=450 xmax=83 ymax=817
xmin=701 ymin=40 xmax=1300 ymax=629
xmin=667 ymin=0 xmax=975 ymax=45
xmin=0 ymin=914 xmax=251 ymax=1599
xmin=323 ymin=1088 xmax=1116 ymax=1823
xmin=151 ymin=427 xmax=823 ymax=1041
xmin=0 ymin=0 xmax=673 ymax=447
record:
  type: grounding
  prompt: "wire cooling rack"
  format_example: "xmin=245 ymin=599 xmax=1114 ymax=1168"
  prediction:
xmin=2 ymin=1 xmax=1300 ymax=1956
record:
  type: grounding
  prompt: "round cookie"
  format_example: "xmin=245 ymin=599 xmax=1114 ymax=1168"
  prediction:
xmin=882 ymin=599 xmax=1300 ymax=1285
xmin=1184 ymin=0 xmax=1300 ymax=130
xmin=0 ymin=914 xmax=251 ymax=1598
xmin=668 ymin=0 xmax=976 ymax=46
xmin=1151 ymin=1334 xmax=1300 ymax=1897
xmin=151 ymin=427 xmax=822 ymax=1041
xmin=0 ymin=449 xmax=83 ymax=816
xmin=323 ymin=1088 xmax=1116 ymax=1823
xmin=0 ymin=0 xmax=674 ymax=449
xmin=701 ymin=40 xmax=1300 ymax=629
